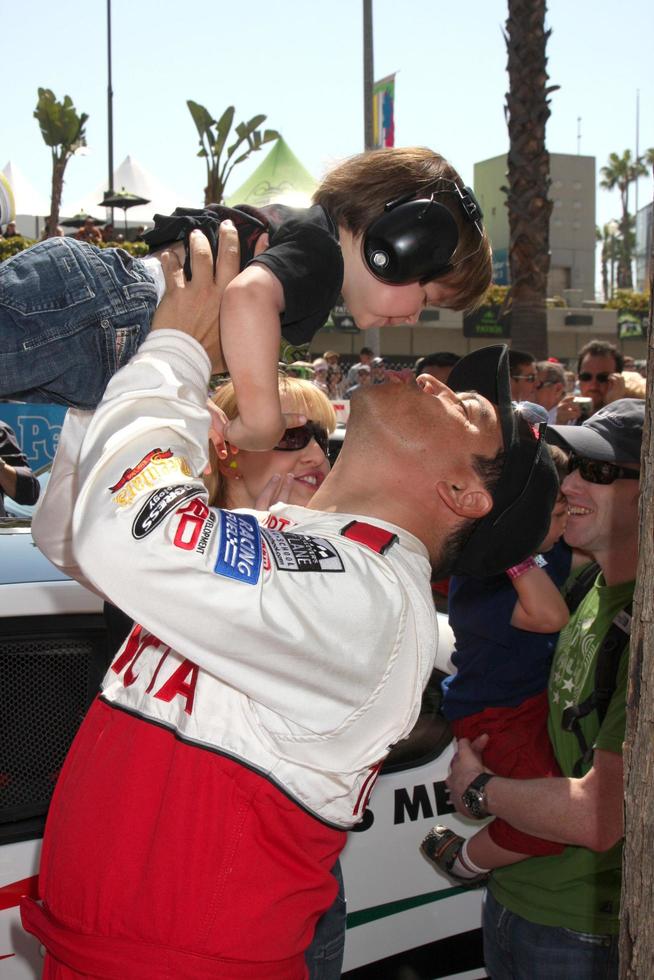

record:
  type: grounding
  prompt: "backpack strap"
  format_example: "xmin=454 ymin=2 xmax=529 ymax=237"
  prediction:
xmin=340 ymin=520 xmax=398 ymax=555
xmin=562 ymin=561 xmax=600 ymax=614
xmin=561 ymin=600 xmax=632 ymax=776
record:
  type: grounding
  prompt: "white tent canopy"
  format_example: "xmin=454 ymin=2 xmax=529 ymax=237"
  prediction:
xmin=61 ymin=155 xmax=184 ymax=227
xmin=2 ymin=161 xmax=50 ymax=218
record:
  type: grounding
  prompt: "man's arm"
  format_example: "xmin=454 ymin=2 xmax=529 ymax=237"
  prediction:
xmin=447 ymin=738 xmax=623 ymax=851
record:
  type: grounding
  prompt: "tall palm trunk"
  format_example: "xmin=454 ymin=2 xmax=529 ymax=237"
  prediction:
xmin=504 ymin=0 xmax=558 ymax=358
xmin=618 ymin=185 xmax=633 ymax=289
xmin=621 ymin=276 xmax=654 ymax=977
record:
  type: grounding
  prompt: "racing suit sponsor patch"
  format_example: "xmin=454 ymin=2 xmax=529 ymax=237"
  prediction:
xmin=261 ymin=529 xmax=344 ymax=572
xmin=110 ymin=448 xmax=192 ymax=507
xmin=262 ymin=512 xmax=295 ymax=532
xmin=214 ymin=511 xmax=261 ymax=584
xmin=172 ymin=497 xmax=217 ymax=554
xmin=132 ymin=485 xmax=202 ymax=539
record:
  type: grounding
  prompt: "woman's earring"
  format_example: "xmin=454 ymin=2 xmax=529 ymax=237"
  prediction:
xmin=228 ymin=460 xmax=242 ymax=480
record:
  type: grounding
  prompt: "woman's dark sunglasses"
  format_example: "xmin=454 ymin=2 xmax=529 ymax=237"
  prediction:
xmin=274 ymin=421 xmax=329 ymax=455
xmin=578 ymin=371 xmax=610 ymax=383
xmin=568 ymin=453 xmax=640 ymax=485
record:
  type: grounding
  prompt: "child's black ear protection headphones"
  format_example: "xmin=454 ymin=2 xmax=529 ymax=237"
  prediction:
xmin=362 ymin=181 xmax=484 ymax=286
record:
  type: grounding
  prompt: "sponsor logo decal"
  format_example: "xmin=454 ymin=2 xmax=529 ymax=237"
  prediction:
xmin=110 ymin=448 xmax=192 ymax=507
xmin=261 ymin=529 xmax=344 ymax=573
xmin=173 ymin=497 xmax=217 ymax=554
xmin=132 ymin=485 xmax=202 ymax=539
xmin=214 ymin=511 xmax=261 ymax=584
xmin=263 ymin=512 xmax=294 ymax=532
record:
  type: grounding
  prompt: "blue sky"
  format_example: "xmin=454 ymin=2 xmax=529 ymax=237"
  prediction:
xmin=5 ymin=0 xmax=654 ymax=235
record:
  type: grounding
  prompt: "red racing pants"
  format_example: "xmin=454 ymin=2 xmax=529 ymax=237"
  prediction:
xmin=21 ymin=697 xmax=345 ymax=979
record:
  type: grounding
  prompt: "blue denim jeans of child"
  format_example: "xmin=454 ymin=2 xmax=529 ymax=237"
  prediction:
xmin=0 ymin=237 xmax=158 ymax=408
xmin=305 ymin=859 xmax=346 ymax=980
xmin=483 ymin=888 xmax=618 ymax=979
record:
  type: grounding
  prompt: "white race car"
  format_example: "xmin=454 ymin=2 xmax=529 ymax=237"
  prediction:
xmin=0 ymin=419 xmax=485 ymax=980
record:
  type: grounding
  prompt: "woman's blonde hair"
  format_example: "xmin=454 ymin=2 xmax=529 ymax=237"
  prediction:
xmin=205 ymin=375 xmax=337 ymax=507
xmin=313 ymin=147 xmax=492 ymax=312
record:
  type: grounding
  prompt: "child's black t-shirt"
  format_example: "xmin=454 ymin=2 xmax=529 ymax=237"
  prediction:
xmin=144 ymin=202 xmax=344 ymax=358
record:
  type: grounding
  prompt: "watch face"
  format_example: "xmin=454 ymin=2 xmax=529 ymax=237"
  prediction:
xmin=462 ymin=775 xmax=493 ymax=820
xmin=462 ymin=788 xmax=483 ymax=819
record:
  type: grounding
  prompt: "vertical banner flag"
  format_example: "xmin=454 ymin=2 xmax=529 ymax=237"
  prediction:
xmin=372 ymin=74 xmax=396 ymax=148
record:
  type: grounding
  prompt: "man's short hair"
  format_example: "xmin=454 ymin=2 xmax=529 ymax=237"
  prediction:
xmin=576 ymin=340 xmax=623 ymax=374
xmin=414 ymin=351 xmax=461 ymax=375
xmin=536 ymin=360 xmax=566 ymax=385
xmin=508 ymin=349 xmax=536 ymax=374
xmin=359 ymin=346 xmax=374 ymax=357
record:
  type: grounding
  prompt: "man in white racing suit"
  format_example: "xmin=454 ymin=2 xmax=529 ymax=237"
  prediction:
xmin=22 ymin=228 xmax=558 ymax=980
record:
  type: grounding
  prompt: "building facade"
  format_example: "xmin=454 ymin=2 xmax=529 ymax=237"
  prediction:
xmin=474 ymin=152 xmax=596 ymax=302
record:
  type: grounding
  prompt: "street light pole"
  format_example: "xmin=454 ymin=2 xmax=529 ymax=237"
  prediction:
xmin=363 ymin=0 xmax=374 ymax=151
xmin=107 ymin=0 xmax=115 ymax=225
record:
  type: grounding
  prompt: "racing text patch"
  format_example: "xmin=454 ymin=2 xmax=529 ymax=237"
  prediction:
xmin=261 ymin=529 xmax=344 ymax=573
xmin=214 ymin=511 xmax=262 ymax=585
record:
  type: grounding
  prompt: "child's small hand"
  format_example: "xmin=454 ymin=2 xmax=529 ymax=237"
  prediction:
xmin=204 ymin=399 xmax=237 ymax=474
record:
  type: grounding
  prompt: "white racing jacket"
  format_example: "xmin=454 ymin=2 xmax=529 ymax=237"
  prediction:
xmin=34 ymin=331 xmax=438 ymax=828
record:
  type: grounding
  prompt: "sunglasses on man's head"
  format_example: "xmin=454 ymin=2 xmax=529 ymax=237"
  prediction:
xmin=578 ymin=371 xmax=611 ymax=383
xmin=274 ymin=421 xmax=329 ymax=455
xmin=567 ymin=453 xmax=640 ymax=485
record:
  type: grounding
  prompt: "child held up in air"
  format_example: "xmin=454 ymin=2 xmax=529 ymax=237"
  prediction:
xmin=0 ymin=148 xmax=490 ymax=451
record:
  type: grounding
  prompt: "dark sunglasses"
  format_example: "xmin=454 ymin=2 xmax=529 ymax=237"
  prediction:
xmin=535 ymin=379 xmax=558 ymax=389
xmin=511 ymin=373 xmax=537 ymax=383
xmin=578 ymin=371 xmax=610 ymax=383
xmin=568 ymin=453 xmax=640 ymax=485
xmin=274 ymin=421 xmax=329 ymax=455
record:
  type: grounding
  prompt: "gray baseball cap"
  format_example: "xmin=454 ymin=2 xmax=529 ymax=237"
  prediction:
xmin=547 ymin=399 xmax=644 ymax=464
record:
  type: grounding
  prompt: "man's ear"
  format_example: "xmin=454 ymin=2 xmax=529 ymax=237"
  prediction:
xmin=435 ymin=480 xmax=493 ymax=520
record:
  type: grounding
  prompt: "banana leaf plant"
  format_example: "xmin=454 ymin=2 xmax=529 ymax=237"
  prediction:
xmin=187 ymin=100 xmax=279 ymax=205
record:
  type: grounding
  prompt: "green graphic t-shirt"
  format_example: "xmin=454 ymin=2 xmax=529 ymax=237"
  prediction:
xmin=490 ymin=573 xmax=634 ymax=935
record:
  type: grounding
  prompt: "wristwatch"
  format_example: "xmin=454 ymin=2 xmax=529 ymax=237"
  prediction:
xmin=461 ymin=773 xmax=494 ymax=820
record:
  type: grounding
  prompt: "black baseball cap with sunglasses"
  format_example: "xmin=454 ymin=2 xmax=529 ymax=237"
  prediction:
xmin=547 ymin=398 xmax=643 ymax=484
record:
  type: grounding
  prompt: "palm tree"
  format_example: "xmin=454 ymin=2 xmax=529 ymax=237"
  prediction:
xmin=187 ymin=102 xmax=279 ymax=205
xmin=34 ymin=88 xmax=88 ymax=238
xmin=600 ymin=150 xmax=647 ymax=289
xmin=503 ymin=0 xmax=559 ymax=358
xmin=597 ymin=221 xmax=623 ymax=300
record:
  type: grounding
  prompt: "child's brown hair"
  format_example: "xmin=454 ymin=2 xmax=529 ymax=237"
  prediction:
xmin=313 ymin=147 xmax=492 ymax=311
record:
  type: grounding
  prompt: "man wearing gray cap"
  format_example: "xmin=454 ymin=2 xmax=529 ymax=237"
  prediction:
xmin=448 ymin=397 xmax=643 ymax=980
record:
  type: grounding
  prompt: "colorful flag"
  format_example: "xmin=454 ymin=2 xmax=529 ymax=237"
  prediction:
xmin=372 ymin=74 xmax=395 ymax=148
